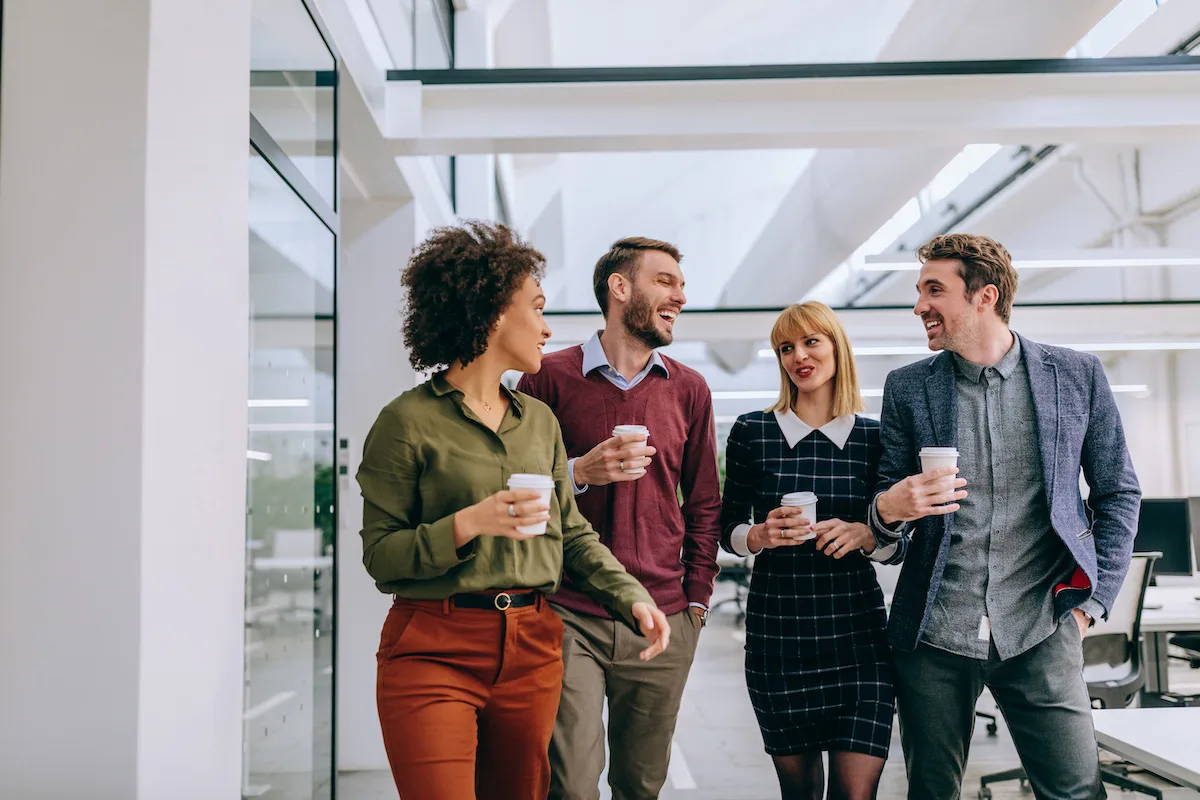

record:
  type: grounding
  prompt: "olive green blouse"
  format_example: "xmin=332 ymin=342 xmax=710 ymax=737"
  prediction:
xmin=356 ymin=372 xmax=653 ymax=630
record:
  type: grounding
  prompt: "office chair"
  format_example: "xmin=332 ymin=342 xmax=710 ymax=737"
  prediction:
xmin=712 ymin=552 xmax=753 ymax=625
xmin=1169 ymin=632 xmax=1200 ymax=669
xmin=978 ymin=552 xmax=1162 ymax=800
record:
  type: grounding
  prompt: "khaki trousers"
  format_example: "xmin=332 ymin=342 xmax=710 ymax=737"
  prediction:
xmin=376 ymin=594 xmax=564 ymax=800
xmin=549 ymin=605 xmax=702 ymax=800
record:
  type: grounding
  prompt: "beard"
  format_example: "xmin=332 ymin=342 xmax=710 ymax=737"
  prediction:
xmin=622 ymin=288 xmax=672 ymax=349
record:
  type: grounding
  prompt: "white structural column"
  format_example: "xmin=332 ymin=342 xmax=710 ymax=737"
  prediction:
xmin=335 ymin=197 xmax=427 ymax=772
xmin=0 ymin=1 xmax=249 ymax=798
xmin=452 ymin=5 xmax=496 ymax=220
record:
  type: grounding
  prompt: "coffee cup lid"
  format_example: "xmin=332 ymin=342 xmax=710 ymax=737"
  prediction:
xmin=919 ymin=447 xmax=959 ymax=456
xmin=508 ymin=473 xmax=555 ymax=489
xmin=781 ymin=491 xmax=818 ymax=506
xmin=612 ymin=425 xmax=649 ymax=435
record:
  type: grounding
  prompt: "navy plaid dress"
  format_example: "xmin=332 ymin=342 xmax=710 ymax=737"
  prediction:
xmin=721 ymin=412 xmax=894 ymax=758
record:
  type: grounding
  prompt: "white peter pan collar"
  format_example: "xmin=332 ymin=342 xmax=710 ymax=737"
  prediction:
xmin=772 ymin=409 xmax=856 ymax=450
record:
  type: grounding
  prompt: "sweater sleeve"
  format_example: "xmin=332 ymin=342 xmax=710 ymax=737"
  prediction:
xmin=554 ymin=418 xmax=655 ymax=631
xmin=678 ymin=380 xmax=722 ymax=607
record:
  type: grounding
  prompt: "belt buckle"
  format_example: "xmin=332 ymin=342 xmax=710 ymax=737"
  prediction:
xmin=493 ymin=592 xmax=513 ymax=611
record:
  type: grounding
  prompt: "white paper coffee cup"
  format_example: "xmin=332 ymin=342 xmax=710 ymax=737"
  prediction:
xmin=919 ymin=446 xmax=960 ymax=474
xmin=612 ymin=425 xmax=650 ymax=475
xmin=781 ymin=491 xmax=818 ymax=541
xmin=507 ymin=473 xmax=555 ymax=535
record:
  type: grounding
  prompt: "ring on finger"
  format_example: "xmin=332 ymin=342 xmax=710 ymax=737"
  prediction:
xmin=507 ymin=503 xmax=516 ymax=518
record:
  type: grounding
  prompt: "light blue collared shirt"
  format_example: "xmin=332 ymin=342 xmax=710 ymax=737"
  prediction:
xmin=568 ymin=335 xmax=669 ymax=495
xmin=580 ymin=331 xmax=669 ymax=390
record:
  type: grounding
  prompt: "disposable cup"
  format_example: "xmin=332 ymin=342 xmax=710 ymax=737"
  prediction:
xmin=612 ymin=425 xmax=650 ymax=475
xmin=781 ymin=491 xmax=818 ymax=541
xmin=507 ymin=473 xmax=555 ymax=535
xmin=919 ymin=446 xmax=960 ymax=474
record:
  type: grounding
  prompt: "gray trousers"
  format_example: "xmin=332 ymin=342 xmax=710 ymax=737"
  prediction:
xmin=894 ymin=620 xmax=1105 ymax=800
xmin=548 ymin=604 xmax=701 ymax=800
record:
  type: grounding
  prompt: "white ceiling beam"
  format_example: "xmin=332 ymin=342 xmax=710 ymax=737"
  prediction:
xmin=544 ymin=302 xmax=1200 ymax=346
xmin=386 ymin=65 xmax=1200 ymax=154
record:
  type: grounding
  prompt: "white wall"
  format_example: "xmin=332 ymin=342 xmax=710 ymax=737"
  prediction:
xmin=0 ymin=1 xmax=249 ymax=797
xmin=335 ymin=196 xmax=426 ymax=771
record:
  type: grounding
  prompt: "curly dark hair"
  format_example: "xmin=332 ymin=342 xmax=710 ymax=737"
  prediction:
xmin=401 ymin=221 xmax=546 ymax=371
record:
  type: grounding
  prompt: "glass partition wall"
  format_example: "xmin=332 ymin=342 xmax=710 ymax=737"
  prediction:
xmin=246 ymin=0 xmax=338 ymax=797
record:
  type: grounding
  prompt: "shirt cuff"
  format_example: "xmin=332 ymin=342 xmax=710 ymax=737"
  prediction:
xmin=1077 ymin=597 xmax=1107 ymax=624
xmin=729 ymin=524 xmax=762 ymax=557
xmin=688 ymin=602 xmax=708 ymax=611
xmin=866 ymin=540 xmax=899 ymax=562
xmin=869 ymin=496 xmax=907 ymax=539
xmin=567 ymin=458 xmax=587 ymax=496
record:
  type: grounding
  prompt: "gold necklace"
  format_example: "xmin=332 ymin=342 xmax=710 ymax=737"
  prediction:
xmin=448 ymin=379 xmax=497 ymax=413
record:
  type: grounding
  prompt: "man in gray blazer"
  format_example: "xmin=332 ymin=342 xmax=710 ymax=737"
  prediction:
xmin=868 ymin=233 xmax=1141 ymax=799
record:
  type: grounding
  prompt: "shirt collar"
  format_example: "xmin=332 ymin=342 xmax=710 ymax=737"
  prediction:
xmin=580 ymin=331 xmax=669 ymax=379
xmin=952 ymin=332 xmax=1022 ymax=384
xmin=431 ymin=370 xmax=524 ymax=415
xmin=772 ymin=409 xmax=857 ymax=450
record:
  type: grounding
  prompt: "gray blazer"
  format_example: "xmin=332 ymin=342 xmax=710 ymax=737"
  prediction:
xmin=873 ymin=334 xmax=1141 ymax=653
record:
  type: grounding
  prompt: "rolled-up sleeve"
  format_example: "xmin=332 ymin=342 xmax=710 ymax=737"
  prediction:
xmin=356 ymin=408 xmax=475 ymax=583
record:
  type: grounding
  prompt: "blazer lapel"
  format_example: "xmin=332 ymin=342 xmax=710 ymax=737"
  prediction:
xmin=1022 ymin=335 xmax=1059 ymax=507
xmin=925 ymin=353 xmax=957 ymax=448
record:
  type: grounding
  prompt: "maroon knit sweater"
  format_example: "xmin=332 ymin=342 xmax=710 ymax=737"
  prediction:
xmin=517 ymin=346 xmax=722 ymax=617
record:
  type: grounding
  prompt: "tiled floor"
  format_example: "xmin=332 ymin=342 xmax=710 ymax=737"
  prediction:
xmin=339 ymin=586 xmax=1200 ymax=799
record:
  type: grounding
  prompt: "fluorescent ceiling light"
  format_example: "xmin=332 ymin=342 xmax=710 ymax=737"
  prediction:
xmin=861 ymin=249 xmax=1200 ymax=272
xmin=718 ymin=385 xmax=1148 ymax=406
xmin=248 ymin=399 xmax=311 ymax=408
xmin=760 ymin=342 xmax=1200 ymax=359
xmin=759 ymin=346 xmax=930 ymax=358
xmin=246 ymin=450 xmax=273 ymax=461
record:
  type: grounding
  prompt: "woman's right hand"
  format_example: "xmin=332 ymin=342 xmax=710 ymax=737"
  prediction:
xmin=452 ymin=489 xmax=551 ymax=548
xmin=745 ymin=506 xmax=812 ymax=552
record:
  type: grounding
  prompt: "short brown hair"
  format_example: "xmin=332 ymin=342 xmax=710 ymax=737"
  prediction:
xmin=592 ymin=237 xmax=682 ymax=316
xmin=917 ymin=233 xmax=1018 ymax=322
xmin=401 ymin=221 xmax=545 ymax=371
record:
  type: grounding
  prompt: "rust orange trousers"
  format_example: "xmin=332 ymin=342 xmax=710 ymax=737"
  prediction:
xmin=376 ymin=592 xmax=565 ymax=800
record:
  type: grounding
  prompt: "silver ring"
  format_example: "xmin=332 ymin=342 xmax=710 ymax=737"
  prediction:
xmin=619 ymin=460 xmax=625 ymax=470
xmin=507 ymin=503 xmax=516 ymax=518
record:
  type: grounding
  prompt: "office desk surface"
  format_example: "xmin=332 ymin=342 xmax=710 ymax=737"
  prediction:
xmin=1093 ymin=707 xmax=1200 ymax=791
xmin=1141 ymin=586 xmax=1200 ymax=633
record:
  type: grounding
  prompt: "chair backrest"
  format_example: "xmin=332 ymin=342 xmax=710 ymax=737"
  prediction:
xmin=1087 ymin=551 xmax=1159 ymax=645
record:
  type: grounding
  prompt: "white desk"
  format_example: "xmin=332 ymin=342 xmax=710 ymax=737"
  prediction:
xmin=1092 ymin=707 xmax=1200 ymax=791
xmin=1141 ymin=585 xmax=1200 ymax=693
xmin=252 ymin=555 xmax=334 ymax=571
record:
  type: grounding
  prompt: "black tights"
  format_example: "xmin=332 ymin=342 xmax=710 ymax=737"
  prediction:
xmin=771 ymin=751 xmax=886 ymax=800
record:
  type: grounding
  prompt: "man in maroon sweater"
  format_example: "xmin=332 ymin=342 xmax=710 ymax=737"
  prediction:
xmin=518 ymin=237 xmax=722 ymax=800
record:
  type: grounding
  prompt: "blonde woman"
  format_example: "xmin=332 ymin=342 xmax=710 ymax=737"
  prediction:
xmin=721 ymin=302 xmax=893 ymax=800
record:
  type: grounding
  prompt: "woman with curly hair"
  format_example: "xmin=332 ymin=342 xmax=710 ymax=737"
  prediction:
xmin=357 ymin=221 xmax=670 ymax=800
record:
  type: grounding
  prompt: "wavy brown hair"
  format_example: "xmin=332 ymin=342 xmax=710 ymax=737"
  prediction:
xmin=401 ymin=221 xmax=546 ymax=371
xmin=917 ymin=233 xmax=1018 ymax=323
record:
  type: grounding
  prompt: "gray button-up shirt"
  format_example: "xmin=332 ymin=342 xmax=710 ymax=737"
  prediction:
xmin=921 ymin=335 xmax=1078 ymax=660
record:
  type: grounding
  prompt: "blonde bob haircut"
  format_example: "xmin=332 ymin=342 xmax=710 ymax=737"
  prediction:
xmin=768 ymin=301 xmax=865 ymax=417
